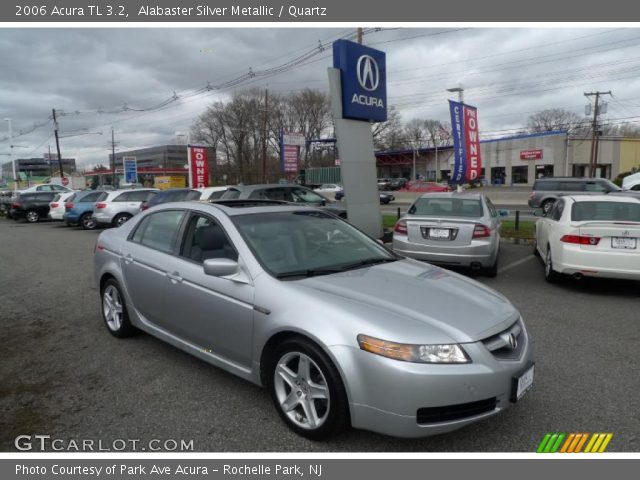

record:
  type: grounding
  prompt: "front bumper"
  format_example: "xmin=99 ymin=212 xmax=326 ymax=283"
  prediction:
xmin=392 ymin=235 xmax=498 ymax=267
xmin=329 ymin=333 xmax=534 ymax=438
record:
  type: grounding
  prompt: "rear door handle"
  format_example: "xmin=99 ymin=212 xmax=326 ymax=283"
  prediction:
xmin=124 ymin=254 xmax=133 ymax=265
xmin=166 ymin=271 xmax=183 ymax=284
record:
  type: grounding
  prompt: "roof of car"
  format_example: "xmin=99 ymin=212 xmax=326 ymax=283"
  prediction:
xmin=417 ymin=191 xmax=483 ymax=200
xmin=567 ymin=194 xmax=640 ymax=203
xmin=227 ymin=184 xmax=303 ymax=191
xmin=155 ymin=200 xmax=320 ymax=217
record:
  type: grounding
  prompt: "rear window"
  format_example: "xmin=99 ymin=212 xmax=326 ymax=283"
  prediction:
xmin=533 ymin=180 xmax=559 ymax=191
xmin=221 ymin=188 xmax=241 ymax=200
xmin=206 ymin=189 xmax=226 ymax=200
xmin=558 ymin=181 xmax=584 ymax=192
xmin=409 ymin=198 xmax=484 ymax=217
xmin=571 ymin=201 xmax=640 ymax=222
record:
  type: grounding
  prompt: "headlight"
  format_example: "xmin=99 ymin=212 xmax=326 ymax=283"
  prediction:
xmin=357 ymin=334 xmax=470 ymax=364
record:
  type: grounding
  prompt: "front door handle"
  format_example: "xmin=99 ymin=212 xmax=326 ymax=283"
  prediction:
xmin=124 ymin=254 xmax=133 ymax=265
xmin=166 ymin=271 xmax=183 ymax=284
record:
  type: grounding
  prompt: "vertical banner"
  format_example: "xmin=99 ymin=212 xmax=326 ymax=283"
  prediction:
xmin=463 ymin=105 xmax=482 ymax=181
xmin=123 ymin=156 xmax=138 ymax=184
xmin=448 ymin=100 xmax=482 ymax=183
xmin=188 ymin=146 xmax=209 ymax=188
xmin=280 ymin=132 xmax=305 ymax=175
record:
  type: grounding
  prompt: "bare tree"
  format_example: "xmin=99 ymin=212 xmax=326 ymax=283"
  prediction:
xmin=527 ymin=108 xmax=584 ymax=134
xmin=372 ymin=107 xmax=406 ymax=151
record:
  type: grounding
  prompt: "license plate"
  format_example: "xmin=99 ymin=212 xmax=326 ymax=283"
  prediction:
xmin=429 ymin=228 xmax=450 ymax=239
xmin=611 ymin=237 xmax=637 ymax=249
xmin=511 ymin=364 xmax=534 ymax=402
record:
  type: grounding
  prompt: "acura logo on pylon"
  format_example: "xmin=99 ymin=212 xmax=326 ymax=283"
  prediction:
xmin=356 ymin=55 xmax=379 ymax=92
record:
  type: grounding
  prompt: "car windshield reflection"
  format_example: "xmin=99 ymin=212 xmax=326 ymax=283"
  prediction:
xmin=232 ymin=211 xmax=396 ymax=278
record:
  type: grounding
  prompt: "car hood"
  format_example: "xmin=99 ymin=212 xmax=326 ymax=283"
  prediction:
xmin=297 ymin=259 xmax=518 ymax=343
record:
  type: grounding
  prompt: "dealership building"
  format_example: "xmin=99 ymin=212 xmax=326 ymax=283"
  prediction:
xmin=85 ymin=144 xmax=217 ymax=186
xmin=376 ymin=130 xmax=640 ymax=185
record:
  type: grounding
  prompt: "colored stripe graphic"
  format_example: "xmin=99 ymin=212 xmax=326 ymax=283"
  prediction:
xmin=537 ymin=433 xmax=613 ymax=453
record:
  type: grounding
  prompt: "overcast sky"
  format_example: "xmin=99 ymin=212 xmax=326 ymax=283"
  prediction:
xmin=2 ymin=27 xmax=640 ymax=169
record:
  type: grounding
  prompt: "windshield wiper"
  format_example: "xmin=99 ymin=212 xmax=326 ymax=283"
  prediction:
xmin=275 ymin=267 xmax=344 ymax=279
xmin=333 ymin=257 xmax=398 ymax=272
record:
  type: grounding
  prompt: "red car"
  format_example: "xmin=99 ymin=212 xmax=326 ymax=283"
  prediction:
xmin=404 ymin=181 xmax=451 ymax=193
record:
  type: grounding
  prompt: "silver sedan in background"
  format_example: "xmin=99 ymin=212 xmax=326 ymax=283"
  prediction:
xmin=94 ymin=201 xmax=533 ymax=439
xmin=393 ymin=192 xmax=505 ymax=276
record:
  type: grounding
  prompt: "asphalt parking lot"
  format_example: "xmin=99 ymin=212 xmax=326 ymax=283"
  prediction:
xmin=1 ymin=218 xmax=638 ymax=452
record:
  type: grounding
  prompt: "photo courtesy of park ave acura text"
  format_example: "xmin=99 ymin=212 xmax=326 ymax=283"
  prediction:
xmin=1 ymin=24 xmax=639 ymax=453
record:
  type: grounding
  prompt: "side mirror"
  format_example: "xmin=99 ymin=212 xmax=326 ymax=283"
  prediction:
xmin=498 ymin=209 xmax=509 ymax=217
xmin=203 ymin=258 xmax=239 ymax=277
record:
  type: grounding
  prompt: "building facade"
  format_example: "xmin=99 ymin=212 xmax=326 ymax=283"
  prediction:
xmin=376 ymin=131 xmax=640 ymax=185
xmin=1 ymin=157 xmax=76 ymax=180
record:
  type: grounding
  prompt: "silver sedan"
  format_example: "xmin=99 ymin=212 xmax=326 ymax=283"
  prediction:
xmin=94 ymin=201 xmax=533 ymax=439
xmin=392 ymin=192 xmax=504 ymax=276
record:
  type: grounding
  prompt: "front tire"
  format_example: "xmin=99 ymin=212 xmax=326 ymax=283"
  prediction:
xmin=25 ymin=210 xmax=40 ymax=223
xmin=268 ymin=337 xmax=349 ymax=440
xmin=101 ymin=279 xmax=135 ymax=337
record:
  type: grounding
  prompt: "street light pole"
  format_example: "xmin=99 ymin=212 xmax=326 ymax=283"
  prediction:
xmin=3 ymin=118 xmax=16 ymax=187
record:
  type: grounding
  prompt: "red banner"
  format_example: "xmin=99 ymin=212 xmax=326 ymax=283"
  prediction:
xmin=189 ymin=146 xmax=209 ymax=188
xmin=463 ymin=106 xmax=482 ymax=181
xmin=520 ymin=149 xmax=543 ymax=160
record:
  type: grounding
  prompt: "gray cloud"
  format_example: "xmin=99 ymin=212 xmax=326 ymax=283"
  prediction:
xmin=1 ymin=27 xmax=640 ymax=168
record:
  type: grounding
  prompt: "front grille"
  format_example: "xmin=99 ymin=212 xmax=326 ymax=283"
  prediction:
xmin=417 ymin=397 xmax=497 ymax=424
xmin=482 ymin=319 xmax=526 ymax=360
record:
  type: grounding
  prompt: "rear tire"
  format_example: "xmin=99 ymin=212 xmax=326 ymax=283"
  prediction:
xmin=541 ymin=200 xmax=555 ymax=215
xmin=25 ymin=210 xmax=40 ymax=223
xmin=101 ymin=278 xmax=135 ymax=338
xmin=544 ymin=246 xmax=560 ymax=283
xmin=80 ymin=212 xmax=97 ymax=230
xmin=484 ymin=257 xmax=498 ymax=277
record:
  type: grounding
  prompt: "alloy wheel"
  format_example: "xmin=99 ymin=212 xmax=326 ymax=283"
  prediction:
xmin=102 ymin=285 xmax=124 ymax=332
xmin=273 ymin=352 xmax=330 ymax=430
xmin=26 ymin=211 xmax=39 ymax=223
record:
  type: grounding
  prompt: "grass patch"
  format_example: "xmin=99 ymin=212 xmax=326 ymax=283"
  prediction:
xmin=382 ymin=215 xmax=535 ymax=239
xmin=500 ymin=220 xmax=535 ymax=239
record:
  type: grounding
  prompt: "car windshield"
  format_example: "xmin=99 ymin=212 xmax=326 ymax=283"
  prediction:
xmin=409 ymin=197 xmax=484 ymax=217
xmin=571 ymin=201 xmax=640 ymax=222
xmin=232 ymin=211 xmax=397 ymax=278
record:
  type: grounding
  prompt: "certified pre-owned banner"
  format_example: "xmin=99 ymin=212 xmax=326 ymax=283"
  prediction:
xmin=188 ymin=146 xmax=209 ymax=188
xmin=449 ymin=100 xmax=482 ymax=184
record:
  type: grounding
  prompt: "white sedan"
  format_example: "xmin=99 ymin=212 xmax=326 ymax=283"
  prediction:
xmin=534 ymin=195 xmax=640 ymax=281
xmin=314 ymin=184 xmax=342 ymax=195
xmin=48 ymin=191 xmax=75 ymax=221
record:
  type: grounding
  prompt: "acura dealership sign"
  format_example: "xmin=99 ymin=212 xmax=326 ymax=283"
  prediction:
xmin=333 ymin=39 xmax=387 ymax=122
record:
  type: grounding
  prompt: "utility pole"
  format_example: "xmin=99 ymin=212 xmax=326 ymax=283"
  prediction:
xmin=584 ymin=90 xmax=611 ymax=178
xmin=48 ymin=145 xmax=53 ymax=177
xmin=52 ymin=109 xmax=64 ymax=178
xmin=111 ymin=128 xmax=117 ymax=187
xmin=357 ymin=27 xmax=363 ymax=44
xmin=262 ymin=89 xmax=268 ymax=183
xmin=3 ymin=118 xmax=16 ymax=186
